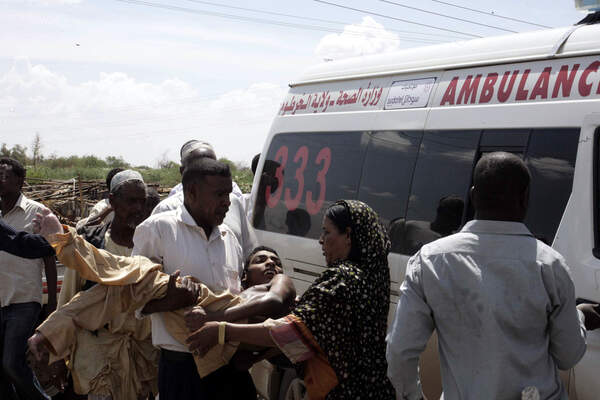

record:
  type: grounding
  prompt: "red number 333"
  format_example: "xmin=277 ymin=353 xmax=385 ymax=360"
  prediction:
xmin=266 ymin=146 xmax=331 ymax=215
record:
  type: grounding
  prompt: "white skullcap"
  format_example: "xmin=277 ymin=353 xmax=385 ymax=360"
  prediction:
xmin=110 ymin=170 xmax=145 ymax=193
xmin=180 ymin=140 xmax=215 ymax=163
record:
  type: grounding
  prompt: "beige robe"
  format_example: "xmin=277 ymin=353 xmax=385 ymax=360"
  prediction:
xmin=38 ymin=226 xmax=243 ymax=399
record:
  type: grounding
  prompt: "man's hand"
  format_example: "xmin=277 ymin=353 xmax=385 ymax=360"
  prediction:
xmin=184 ymin=306 xmax=222 ymax=332
xmin=32 ymin=209 xmax=63 ymax=237
xmin=28 ymin=332 xmax=51 ymax=362
xmin=578 ymin=303 xmax=600 ymax=330
xmin=142 ymin=271 xmax=200 ymax=314
xmin=26 ymin=333 xmax=67 ymax=394
xmin=186 ymin=321 xmax=219 ymax=358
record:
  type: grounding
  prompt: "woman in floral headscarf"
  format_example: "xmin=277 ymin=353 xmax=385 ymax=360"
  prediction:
xmin=187 ymin=200 xmax=395 ymax=399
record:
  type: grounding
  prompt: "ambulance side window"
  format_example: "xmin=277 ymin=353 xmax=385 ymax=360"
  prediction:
xmin=397 ymin=130 xmax=481 ymax=256
xmin=253 ymin=132 xmax=368 ymax=239
xmin=524 ymin=128 xmax=579 ymax=245
xmin=357 ymin=131 xmax=423 ymax=251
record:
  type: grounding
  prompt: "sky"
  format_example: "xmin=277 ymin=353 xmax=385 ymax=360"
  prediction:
xmin=0 ymin=0 xmax=591 ymax=167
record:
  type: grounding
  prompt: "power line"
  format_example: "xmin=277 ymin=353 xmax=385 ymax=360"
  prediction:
xmin=379 ymin=0 xmax=517 ymax=33
xmin=313 ymin=0 xmax=481 ymax=38
xmin=428 ymin=0 xmax=552 ymax=28
xmin=181 ymin=0 xmax=468 ymax=40
xmin=114 ymin=0 xmax=447 ymax=44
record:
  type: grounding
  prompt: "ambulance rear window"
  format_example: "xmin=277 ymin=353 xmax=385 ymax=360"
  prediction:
xmin=252 ymin=131 xmax=368 ymax=239
xmin=524 ymin=128 xmax=579 ymax=245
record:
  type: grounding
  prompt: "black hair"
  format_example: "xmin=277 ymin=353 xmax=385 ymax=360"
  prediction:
xmin=106 ymin=168 xmax=124 ymax=189
xmin=473 ymin=152 xmax=531 ymax=211
xmin=437 ymin=195 xmax=464 ymax=221
xmin=181 ymin=158 xmax=231 ymax=190
xmin=251 ymin=153 xmax=260 ymax=175
xmin=145 ymin=187 xmax=160 ymax=208
xmin=241 ymin=245 xmax=280 ymax=289
xmin=324 ymin=203 xmax=361 ymax=262
xmin=0 ymin=158 xmax=26 ymax=179
xmin=286 ymin=208 xmax=311 ymax=237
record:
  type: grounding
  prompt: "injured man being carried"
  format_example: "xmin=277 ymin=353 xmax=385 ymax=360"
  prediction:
xmin=27 ymin=214 xmax=295 ymax=394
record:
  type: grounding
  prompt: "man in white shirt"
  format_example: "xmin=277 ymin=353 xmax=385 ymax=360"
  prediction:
xmin=386 ymin=152 xmax=588 ymax=400
xmin=0 ymin=157 xmax=55 ymax=400
xmin=153 ymin=140 xmax=257 ymax=258
xmin=133 ymin=158 xmax=255 ymax=399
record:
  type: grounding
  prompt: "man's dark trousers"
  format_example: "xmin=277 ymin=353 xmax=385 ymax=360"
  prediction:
xmin=158 ymin=349 xmax=256 ymax=400
xmin=0 ymin=302 xmax=48 ymax=400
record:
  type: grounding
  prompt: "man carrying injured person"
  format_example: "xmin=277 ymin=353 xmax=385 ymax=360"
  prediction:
xmin=27 ymin=211 xmax=295 ymax=400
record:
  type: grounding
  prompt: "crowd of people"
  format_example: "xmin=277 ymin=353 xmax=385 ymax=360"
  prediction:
xmin=1 ymin=141 xmax=600 ymax=400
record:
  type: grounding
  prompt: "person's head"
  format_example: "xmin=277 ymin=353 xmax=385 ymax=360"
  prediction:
xmin=0 ymin=158 xmax=25 ymax=197
xmin=431 ymin=195 xmax=464 ymax=236
xmin=471 ymin=152 xmax=531 ymax=222
xmin=105 ymin=167 xmax=125 ymax=190
xmin=182 ymin=158 xmax=232 ymax=231
xmin=256 ymin=159 xmax=281 ymax=203
xmin=144 ymin=187 xmax=160 ymax=220
xmin=320 ymin=200 xmax=390 ymax=268
xmin=241 ymin=246 xmax=282 ymax=289
xmin=320 ymin=203 xmax=360 ymax=265
xmin=251 ymin=153 xmax=261 ymax=175
xmin=109 ymin=170 xmax=147 ymax=228
xmin=179 ymin=140 xmax=216 ymax=175
xmin=285 ymin=208 xmax=311 ymax=237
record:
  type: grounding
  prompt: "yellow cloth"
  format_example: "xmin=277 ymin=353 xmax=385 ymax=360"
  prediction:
xmin=58 ymin=267 xmax=85 ymax=308
xmin=44 ymin=226 xmax=162 ymax=398
xmin=40 ymin=226 xmax=244 ymax=394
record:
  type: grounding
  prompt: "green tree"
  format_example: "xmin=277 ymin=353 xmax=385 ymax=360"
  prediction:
xmin=105 ymin=155 xmax=130 ymax=169
xmin=31 ymin=133 xmax=43 ymax=167
xmin=218 ymin=157 xmax=237 ymax=172
xmin=0 ymin=144 xmax=28 ymax=164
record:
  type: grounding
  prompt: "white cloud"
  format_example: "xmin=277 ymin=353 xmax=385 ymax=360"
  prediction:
xmin=0 ymin=8 xmax=309 ymax=80
xmin=0 ymin=59 xmax=286 ymax=166
xmin=314 ymin=16 xmax=400 ymax=60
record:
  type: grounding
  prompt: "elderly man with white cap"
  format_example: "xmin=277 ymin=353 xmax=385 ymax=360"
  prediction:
xmin=167 ymin=140 xmax=244 ymax=199
xmin=154 ymin=140 xmax=257 ymax=257
xmin=57 ymin=169 xmax=159 ymax=400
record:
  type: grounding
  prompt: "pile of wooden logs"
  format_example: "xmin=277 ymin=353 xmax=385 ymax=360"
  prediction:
xmin=22 ymin=176 xmax=105 ymax=226
xmin=22 ymin=176 xmax=168 ymax=226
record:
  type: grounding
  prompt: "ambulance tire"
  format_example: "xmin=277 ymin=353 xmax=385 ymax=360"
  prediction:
xmin=278 ymin=369 xmax=306 ymax=400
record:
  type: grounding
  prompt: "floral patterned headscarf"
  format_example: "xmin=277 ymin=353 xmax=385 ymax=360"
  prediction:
xmin=344 ymin=200 xmax=391 ymax=269
xmin=292 ymin=200 xmax=395 ymax=399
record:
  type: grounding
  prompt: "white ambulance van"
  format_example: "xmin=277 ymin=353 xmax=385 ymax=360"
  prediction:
xmin=249 ymin=14 xmax=600 ymax=400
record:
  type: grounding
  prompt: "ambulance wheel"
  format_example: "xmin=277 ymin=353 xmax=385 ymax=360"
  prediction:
xmin=278 ymin=369 xmax=306 ymax=400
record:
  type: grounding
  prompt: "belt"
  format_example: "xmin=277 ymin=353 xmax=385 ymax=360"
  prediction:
xmin=160 ymin=348 xmax=194 ymax=362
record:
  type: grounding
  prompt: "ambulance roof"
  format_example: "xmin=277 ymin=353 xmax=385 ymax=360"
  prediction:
xmin=291 ymin=24 xmax=600 ymax=87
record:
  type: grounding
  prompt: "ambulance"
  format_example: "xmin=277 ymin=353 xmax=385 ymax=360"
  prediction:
xmin=250 ymin=4 xmax=600 ymax=399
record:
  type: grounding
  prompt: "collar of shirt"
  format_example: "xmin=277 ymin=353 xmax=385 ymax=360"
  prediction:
xmin=1 ymin=193 xmax=27 ymax=217
xmin=176 ymin=203 xmax=228 ymax=243
xmin=461 ymin=219 xmax=533 ymax=237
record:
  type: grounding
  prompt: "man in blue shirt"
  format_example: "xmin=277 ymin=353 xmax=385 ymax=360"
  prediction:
xmin=0 ymin=219 xmax=54 ymax=259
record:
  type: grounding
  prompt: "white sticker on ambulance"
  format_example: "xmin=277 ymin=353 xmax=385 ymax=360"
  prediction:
xmin=385 ymin=77 xmax=436 ymax=109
